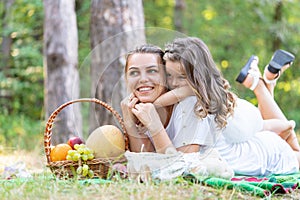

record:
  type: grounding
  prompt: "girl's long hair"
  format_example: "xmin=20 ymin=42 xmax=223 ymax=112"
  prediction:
xmin=164 ymin=37 xmax=236 ymax=129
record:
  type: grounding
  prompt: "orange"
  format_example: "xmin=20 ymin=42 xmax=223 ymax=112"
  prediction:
xmin=50 ymin=143 xmax=72 ymax=162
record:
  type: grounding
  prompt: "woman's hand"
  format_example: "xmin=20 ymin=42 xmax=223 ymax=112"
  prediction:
xmin=120 ymin=94 xmax=140 ymax=135
xmin=121 ymin=94 xmax=138 ymax=123
xmin=132 ymin=103 xmax=164 ymax=136
xmin=121 ymin=94 xmax=155 ymax=152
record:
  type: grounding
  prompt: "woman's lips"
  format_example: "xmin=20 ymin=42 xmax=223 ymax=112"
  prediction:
xmin=138 ymin=86 xmax=153 ymax=92
xmin=136 ymin=86 xmax=155 ymax=96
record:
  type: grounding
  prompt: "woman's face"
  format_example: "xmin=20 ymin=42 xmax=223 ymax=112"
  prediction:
xmin=125 ymin=53 xmax=167 ymax=103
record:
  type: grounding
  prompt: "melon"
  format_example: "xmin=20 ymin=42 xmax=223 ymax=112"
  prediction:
xmin=86 ymin=125 xmax=125 ymax=158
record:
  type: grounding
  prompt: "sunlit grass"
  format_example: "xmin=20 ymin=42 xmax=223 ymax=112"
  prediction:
xmin=0 ymin=148 xmax=45 ymax=175
xmin=1 ymin=149 xmax=300 ymax=199
xmin=0 ymin=129 xmax=299 ymax=199
xmin=0 ymin=172 xmax=260 ymax=200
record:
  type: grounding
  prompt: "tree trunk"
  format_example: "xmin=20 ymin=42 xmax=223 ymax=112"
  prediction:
xmin=89 ymin=0 xmax=145 ymax=132
xmin=0 ymin=0 xmax=15 ymax=112
xmin=43 ymin=0 xmax=82 ymax=144
xmin=0 ymin=0 xmax=14 ymax=71
xmin=272 ymin=0 xmax=282 ymax=51
xmin=174 ymin=0 xmax=185 ymax=33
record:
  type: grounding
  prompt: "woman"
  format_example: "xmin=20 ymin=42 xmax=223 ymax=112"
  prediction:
xmin=121 ymin=44 xmax=216 ymax=154
xmin=162 ymin=37 xmax=299 ymax=176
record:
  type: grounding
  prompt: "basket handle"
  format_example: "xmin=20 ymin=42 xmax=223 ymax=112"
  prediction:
xmin=44 ymin=98 xmax=128 ymax=163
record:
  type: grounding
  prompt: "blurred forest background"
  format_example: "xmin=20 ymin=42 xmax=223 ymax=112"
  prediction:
xmin=1 ymin=0 xmax=300 ymax=151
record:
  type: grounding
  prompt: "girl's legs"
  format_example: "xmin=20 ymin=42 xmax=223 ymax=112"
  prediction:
xmin=256 ymin=79 xmax=300 ymax=151
xmin=263 ymin=63 xmax=291 ymax=97
xmin=241 ymin=58 xmax=300 ymax=151
xmin=263 ymin=49 xmax=294 ymax=96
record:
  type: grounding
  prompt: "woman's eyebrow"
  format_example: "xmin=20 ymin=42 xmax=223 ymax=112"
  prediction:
xmin=128 ymin=66 xmax=138 ymax=70
xmin=146 ymin=64 xmax=159 ymax=69
xmin=128 ymin=64 xmax=159 ymax=70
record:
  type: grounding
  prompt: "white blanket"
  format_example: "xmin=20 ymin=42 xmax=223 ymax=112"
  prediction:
xmin=125 ymin=148 xmax=234 ymax=182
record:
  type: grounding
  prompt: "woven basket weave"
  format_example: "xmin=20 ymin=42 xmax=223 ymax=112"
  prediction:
xmin=43 ymin=98 xmax=128 ymax=179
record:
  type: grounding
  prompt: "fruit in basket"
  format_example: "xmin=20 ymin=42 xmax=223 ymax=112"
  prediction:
xmin=66 ymin=144 xmax=94 ymax=162
xmin=66 ymin=144 xmax=95 ymax=178
xmin=86 ymin=125 xmax=125 ymax=158
xmin=67 ymin=136 xmax=84 ymax=149
xmin=50 ymin=143 xmax=72 ymax=162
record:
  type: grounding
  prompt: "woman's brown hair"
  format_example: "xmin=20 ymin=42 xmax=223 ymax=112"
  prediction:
xmin=124 ymin=44 xmax=165 ymax=73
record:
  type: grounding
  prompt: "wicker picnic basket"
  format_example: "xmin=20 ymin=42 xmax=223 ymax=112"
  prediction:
xmin=44 ymin=98 xmax=129 ymax=179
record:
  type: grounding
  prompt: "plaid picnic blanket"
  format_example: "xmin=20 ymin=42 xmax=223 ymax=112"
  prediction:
xmin=77 ymin=172 xmax=300 ymax=198
xmin=183 ymin=172 xmax=300 ymax=198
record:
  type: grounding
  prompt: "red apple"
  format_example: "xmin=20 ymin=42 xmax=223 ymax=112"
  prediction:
xmin=68 ymin=136 xmax=84 ymax=149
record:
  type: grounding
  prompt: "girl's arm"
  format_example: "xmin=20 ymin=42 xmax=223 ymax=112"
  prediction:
xmin=132 ymin=102 xmax=200 ymax=153
xmin=154 ymin=86 xmax=194 ymax=107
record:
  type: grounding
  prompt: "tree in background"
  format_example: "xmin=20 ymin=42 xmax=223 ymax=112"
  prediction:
xmin=43 ymin=0 xmax=81 ymax=144
xmin=0 ymin=0 xmax=14 ymax=112
xmin=143 ymin=0 xmax=300 ymax=132
xmin=1 ymin=0 xmax=300 ymax=150
xmin=174 ymin=0 xmax=185 ymax=33
xmin=89 ymin=0 xmax=145 ymax=132
xmin=0 ymin=0 xmax=44 ymax=149
xmin=0 ymin=0 xmax=14 ymax=71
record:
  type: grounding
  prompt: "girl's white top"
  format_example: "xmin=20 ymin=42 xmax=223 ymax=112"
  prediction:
xmin=148 ymin=96 xmax=298 ymax=176
xmin=165 ymin=96 xmax=218 ymax=149
xmin=215 ymin=98 xmax=298 ymax=176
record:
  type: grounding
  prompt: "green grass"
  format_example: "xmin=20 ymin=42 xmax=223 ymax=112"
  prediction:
xmin=0 ymin=173 xmax=258 ymax=200
xmin=0 ymin=149 xmax=299 ymax=200
xmin=2 ymin=131 xmax=300 ymax=199
xmin=0 ymin=173 xmax=299 ymax=200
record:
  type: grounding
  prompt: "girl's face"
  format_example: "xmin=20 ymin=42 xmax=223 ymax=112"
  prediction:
xmin=125 ymin=53 xmax=167 ymax=103
xmin=165 ymin=60 xmax=189 ymax=90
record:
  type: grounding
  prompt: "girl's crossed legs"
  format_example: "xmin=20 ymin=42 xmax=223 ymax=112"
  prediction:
xmin=237 ymin=54 xmax=300 ymax=152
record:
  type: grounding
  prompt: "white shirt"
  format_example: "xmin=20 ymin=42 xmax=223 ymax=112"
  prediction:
xmin=222 ymin=98 xmax=264 ymax=143
xmin=166 ymin=96 xmax=218 ymax=148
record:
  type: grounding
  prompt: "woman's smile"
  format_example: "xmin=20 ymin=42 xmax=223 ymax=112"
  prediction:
xmin=137 ymin=86 xmax=154 ymax=92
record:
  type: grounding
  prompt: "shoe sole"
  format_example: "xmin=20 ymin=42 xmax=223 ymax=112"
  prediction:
xmin=236 ymin=55 xmax=257 ymax=83
xmin=267 ymin=49 xmax=295 ymax=73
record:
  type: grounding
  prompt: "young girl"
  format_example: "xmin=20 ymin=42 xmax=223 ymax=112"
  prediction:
xmin=155 ymin=48 xmax=296 ymax=143
xmin=162 ymin=37 xmax=299 ymax=176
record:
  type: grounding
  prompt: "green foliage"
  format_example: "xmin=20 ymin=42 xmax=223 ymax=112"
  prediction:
xmin=0 ymin=0 xmax=44 ymax=119
xmin=1 ymin=0 xmax=300 ymax=150
xmin=76 ymin=0 xmax=91 ymax=66
xmin=0 ymin=113 xmax=44 ymax=150
xmin=0 ymin=0 xmax=44 ymax=149
xmin=144 ymin=0 xmax=300 ymax=131
xmin=143 ymin=0 xmax=175 ymax=29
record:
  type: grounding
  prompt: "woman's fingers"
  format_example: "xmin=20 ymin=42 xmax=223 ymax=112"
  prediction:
xmin=128 ymin=93 xmax=135 ymax=101
xmin=121 ymin=95 xmax=139 ymax=125
xmin=132 ymin=103 xmax=158 ymax=125
xmin=128 ymin=97 xmax=139 ymax=109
